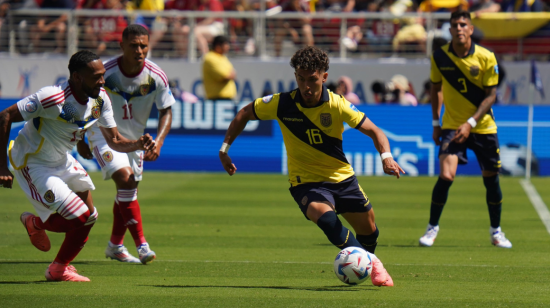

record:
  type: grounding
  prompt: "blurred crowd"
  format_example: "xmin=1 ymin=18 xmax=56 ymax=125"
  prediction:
xmin=1 ymin=0 xmax=549 ymax=57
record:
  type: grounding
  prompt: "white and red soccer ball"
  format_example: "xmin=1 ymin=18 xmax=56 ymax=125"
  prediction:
xmin=333 ymin=247 xmax=373 ymax=285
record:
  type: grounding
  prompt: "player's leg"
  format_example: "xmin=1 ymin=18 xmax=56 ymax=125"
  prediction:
xmin=290 ymin=183 xmax=363 ymax=249
xmin=470 ymin=133 xmax=512 ymax=248
xmin=420 ymin=130 xmax=465 ymax=246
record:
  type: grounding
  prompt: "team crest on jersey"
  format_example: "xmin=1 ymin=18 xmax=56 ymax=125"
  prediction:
xmin=91 ymin=105 xmax=101 ymax=119
xmin=140 ymin=84 xmax=151 ymax=96
xmin=25 ymin=101 xmax=38 ymax=113
xmin=44 ymin=190 xmax=55 ymax=203
xmin=320 ymin=113 xmax=332 ymax=127
xmin=102 ymin=151 xmax=113 ymax=163
xmin=470 ymin=66 xmax=480 ymax=77
xmin=262 ymin=95 xmax=273 ymax=103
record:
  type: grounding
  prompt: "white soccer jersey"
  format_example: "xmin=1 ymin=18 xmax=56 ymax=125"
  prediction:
xmin=90 ymin=57 xmax=176 ymax=140
xmin=9 ymin=81 xmax=117 ymax=169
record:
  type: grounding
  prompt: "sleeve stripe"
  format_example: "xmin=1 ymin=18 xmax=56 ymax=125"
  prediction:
xmin=146 ymin=64 xmax=168 ymax=87
xmin=354 ymin=114 xmax=367 ymax=129
xmin=40 ymin=91 xmax=63 ymax=104
xmin=43 ymin=99 xmax=64 ymax=109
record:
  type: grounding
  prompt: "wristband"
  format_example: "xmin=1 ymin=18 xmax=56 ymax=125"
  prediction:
xmin=220 ymin=142 xmax=231 ymax=154
xmin=467 ymin=117 xmax=477 ymax=128
xmin=432 ymin=119 xmax=440 ymax=127
xmin=380 ymin=152 xmax=393 ymax=161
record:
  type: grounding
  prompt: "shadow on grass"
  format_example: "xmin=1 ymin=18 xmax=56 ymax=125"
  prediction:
xmin=0 ymin=281 xmax=49 ymax=284
xmin=147 ymin=284 xmax=378 ymax=292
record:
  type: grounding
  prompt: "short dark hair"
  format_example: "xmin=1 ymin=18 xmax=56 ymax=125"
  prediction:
xmin=68 ymin=50 xmax=100 ymax=75
xmin=450 ymin=10 xmax=472 ymax=23
xmin=212 ymin=35 xmax=229 ymax=49
xmin=122 ymin=24 xmax=149 ymax=41
xmin=290 ymin=46 xmax=329 ymax=72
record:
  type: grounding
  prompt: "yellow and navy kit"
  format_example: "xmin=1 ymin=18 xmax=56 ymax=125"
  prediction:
xmin=431 ymin=43 xmax=499 ymax=134
xmin=253 ymin=85 xmax=366 ymax=186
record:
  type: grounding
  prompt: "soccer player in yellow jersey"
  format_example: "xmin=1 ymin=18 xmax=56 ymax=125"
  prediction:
xmin=219 ymin=46 xmax=405 ymax=287
xmin=419 ymin=11 xmax=512 ymax=249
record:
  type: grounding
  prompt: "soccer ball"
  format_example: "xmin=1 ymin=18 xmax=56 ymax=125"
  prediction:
xmin=333 ymin=247 xmax=373 ymax=285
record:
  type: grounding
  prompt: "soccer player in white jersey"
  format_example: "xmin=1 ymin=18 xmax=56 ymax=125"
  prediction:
xmin=0 ymin=50 xmax=155 ymax=281
xmin=78 ymin=24 xmax=175 ymax=265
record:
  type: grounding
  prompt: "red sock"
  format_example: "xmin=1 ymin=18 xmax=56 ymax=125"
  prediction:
xmin=34 ymin=212 xmax=88 ymax=233
xmin=117 ymin=189 xmax=146 ymax=247
xmin=54 ymin=223 xmax=93 ymax=265
xmin=110 ymin=200 xmax=127 ymax=246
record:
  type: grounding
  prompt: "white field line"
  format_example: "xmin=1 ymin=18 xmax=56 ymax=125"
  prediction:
xmin=520 ymin=179 xmax=550 ymax=236
xmin=0 ymin=259 xmax=547 ymax=268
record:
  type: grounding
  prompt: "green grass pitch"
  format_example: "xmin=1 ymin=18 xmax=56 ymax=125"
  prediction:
xmin=1 ymin=173 xmax=550 ymax=307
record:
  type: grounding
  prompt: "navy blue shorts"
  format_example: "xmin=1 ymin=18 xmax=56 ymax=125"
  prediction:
xmin=439 ymin=129 xmax=501 ymax=172
xmin=289 ymin=175 xmax=372 ymax=220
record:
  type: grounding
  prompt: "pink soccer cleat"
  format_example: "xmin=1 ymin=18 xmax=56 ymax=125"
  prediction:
xmin=20 ymin=212 xmax=50 ymax=252
xmin=370 ymin=257 xmax=394 ymax=287
xmin=45 ymin=263 xmax=90 ymax=282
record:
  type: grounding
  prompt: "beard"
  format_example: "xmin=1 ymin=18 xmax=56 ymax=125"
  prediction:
xmin=82 ymin=84 xmax=100 ymax=99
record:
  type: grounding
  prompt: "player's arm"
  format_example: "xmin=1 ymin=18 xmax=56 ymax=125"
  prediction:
xmin=99 ymin=126 xmax=156 ymax=153
xmin=219 ymin=102 xmax=258 ymax=176
xmin=431 ymin=82 xmax=443 ymax=145
xmin=451 ymin=86 xmax=497 ymax=144
xmin=144 ymin=106 xmax=172 ymax=161
xmin=0 ymin=105 xmax=24 ymax=188
xmin=357 ymin=118 xmax=405 ymax=178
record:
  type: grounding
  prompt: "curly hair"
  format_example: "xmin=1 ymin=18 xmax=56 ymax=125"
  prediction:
xmin=290 ymin=46 xmax=330 ymax=72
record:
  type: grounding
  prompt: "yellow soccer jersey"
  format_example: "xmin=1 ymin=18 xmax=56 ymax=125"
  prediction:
xmin=253 ymin=85 xmax=366 ymax=186
xmin=431 ymin=43 xmax=499 ymax=134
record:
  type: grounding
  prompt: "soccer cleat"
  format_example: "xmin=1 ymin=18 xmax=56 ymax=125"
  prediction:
xmin=490 ymin=227 xmax=512 ymax=248
xmin=419 ymin=224 xmax=439 ymax=247
xmin=105 ymin=244 xmax=141 ymax=263
xmin=370 ymin=257 xmax=394 ymax=287
xmin=20 ymin=212 xmax=51 ymax=252
xmin=45 ymin=263 xmax=90 ymax=282
xmin=137 ymin=243 xmax=156 ymax=265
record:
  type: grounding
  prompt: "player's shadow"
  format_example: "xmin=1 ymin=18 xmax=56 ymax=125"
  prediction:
xmin=148 ymin=285 xmax=378 ymax=292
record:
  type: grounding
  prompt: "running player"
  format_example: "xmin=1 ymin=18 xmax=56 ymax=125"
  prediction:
xmin=0 ymin=50 xmax=155 ymax=281
xmin=219 ymin=46 xmax=404 ymax=287
xmin=77 ymin=24 xmax=175 ymax=264
xmin=419 ymin=11 xmax=512 ymax=248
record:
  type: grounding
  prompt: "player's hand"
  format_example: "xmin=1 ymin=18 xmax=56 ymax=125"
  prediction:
xmin=432 ymin=126 xmax=442 ymax=145
xmin=382 ymin=157 xmax=405 ymax=179
xmin=451 ymin=123 xmax=472 ymax=144
xmin=144 ymin=143 xmax=162 ymax=161
xmin=76 ymin=140 xmax=94 ymax=160
xmin=0 ymin=167 xmax=14 ymax=189
xmin=139 ymin=134 xmax=156 ymax=151
xmin=219 ymin=152 xmax=237 ymax=176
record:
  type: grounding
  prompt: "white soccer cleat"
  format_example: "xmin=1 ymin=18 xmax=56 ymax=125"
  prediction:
xmin=137 ymin=243 xmax=156 ymax=265
xmin=490 ymin=227 xmax=512 ymax=248
xmin=419 ymin=224 xmax=439 ymax=247
xmin=105 ymin=244 xmax=141 ymax=263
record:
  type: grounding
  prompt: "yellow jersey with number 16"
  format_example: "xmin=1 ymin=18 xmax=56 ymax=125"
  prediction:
xmin=430 ymin=43 xmax=499 ymax=134
xmin=253 ymin=85 xmax=366 ymax=186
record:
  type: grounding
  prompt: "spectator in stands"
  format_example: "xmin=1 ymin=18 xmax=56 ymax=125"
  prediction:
xmin=392 ymin=0 xmax=427 ymax=54
xmin=390 ymin=74 xmax=417 ymax=106
xmin=202 ymin=36 xmax=237 ymax=100
xmin=335 ymin=76 xmax=361 ymax=105
xmin=500 ymin=0 xmax=543 ymax=12
xmin=224 ymin=0 xmax=255 ymax=55
xmin=194 ymin=0 xmax=226 ymax=56
xmin=127 ymin=0 xmax=167 ymax=56
xmin=0 ymin=0 xmax=37 ymax=53
xmin=274 ymin=0 xmax=314 ymax=57
xmin=418 ymin=80 xmax=431 ymax=105
xmin=470 ymin=0 xmax=501 ymax=15
xmin=165 ymin=0 xmax=196 ymax=57
xmin=317 ymin=0 xmax=362 ymax=51
xmin=32 ymin=0 xmax=75 ymax=53
xmin=81 ymin=0 xmax=128 ymax=56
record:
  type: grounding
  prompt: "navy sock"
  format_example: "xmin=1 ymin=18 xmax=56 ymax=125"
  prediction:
xmin=429 ymin=177 xmax=453 ymax=226
xmin=316 ymin=211 xmax=362 ymax=249
xmin=483 ymin=174 xmax=502 ymax=229
xmin=356 ymin=226 xmax=379 ymax=254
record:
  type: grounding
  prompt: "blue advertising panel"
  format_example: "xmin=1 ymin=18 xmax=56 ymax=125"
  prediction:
xmin=1 ymin=98 xmax=549 ymax=176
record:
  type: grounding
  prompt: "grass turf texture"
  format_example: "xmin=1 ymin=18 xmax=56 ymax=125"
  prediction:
xmin=1 ymin=173 xmax=550 ymax=307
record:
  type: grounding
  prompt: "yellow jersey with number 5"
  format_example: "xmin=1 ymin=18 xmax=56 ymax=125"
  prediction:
xmin=430 ymin=43 xmax=499 ymax=134
xmin=253 ymin=85 xmax=366 ymax=186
